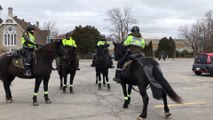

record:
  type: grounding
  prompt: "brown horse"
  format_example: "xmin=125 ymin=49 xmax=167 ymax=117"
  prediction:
xmin=0 ymin=41 xmax=62 ymax=106
xmin=113 ymin=42 xmax=183 ymax=120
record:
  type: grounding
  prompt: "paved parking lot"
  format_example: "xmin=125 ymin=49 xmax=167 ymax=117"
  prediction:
xmin=0 ymin=58 xmax=213 ymax=120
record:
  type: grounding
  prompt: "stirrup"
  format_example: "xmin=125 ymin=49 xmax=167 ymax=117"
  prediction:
xmin=113 ymin=77 xmax=121 ymax=83
xmin=25 ymin=70 xmax=31 ymax=77
xmin=90 ymin=63 xmax=95 ymax=67
xmin=110 ymin=65 xmax=114 ymax=68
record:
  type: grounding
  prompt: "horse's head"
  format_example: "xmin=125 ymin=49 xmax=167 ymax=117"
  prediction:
xmin=113 ymin=42 xmax=127 ymax=60
xmin=62 ymin=46 xmax=76 ymax=61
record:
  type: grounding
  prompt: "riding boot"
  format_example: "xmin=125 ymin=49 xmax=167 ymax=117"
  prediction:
xmin=24 ymin=64 xmax=31 ymax=77
xmin=90 ymin=60 xmax=95 ymax=67
xmin=113 ymin=68 xmax=122 ymax=83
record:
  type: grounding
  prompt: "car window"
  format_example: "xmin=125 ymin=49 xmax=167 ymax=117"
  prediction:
xmin=194 ymin=54 xmax=207 ymax=64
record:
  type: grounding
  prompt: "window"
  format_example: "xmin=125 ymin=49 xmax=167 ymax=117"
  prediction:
xmin=5 ymin=19 xmax=13 ymax=24
xmin=3 ymin=26 xmax=16 ymax=46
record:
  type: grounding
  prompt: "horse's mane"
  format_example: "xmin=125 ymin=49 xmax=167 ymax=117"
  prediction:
xmin=35 ymin=42 xmax=57 ymax=61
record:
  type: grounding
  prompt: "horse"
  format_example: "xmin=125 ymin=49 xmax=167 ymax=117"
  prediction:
xmin=113 ymin=42 xmax=183 ymax=120
xmin=0 ymin=40 xmax=62 ymax=106
xmin=94 ymin=46 xmax=111 ymax=90
xmin=56 ymin=45 xmax=79 ymax=93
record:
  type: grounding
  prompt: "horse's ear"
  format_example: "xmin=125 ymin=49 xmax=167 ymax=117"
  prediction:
xmin=121 ymin=40 xmax=124 ymax=44
xmin=58 ymin=39 xmax=62 ymax=45
xmin=113 ymin=41 xmax=116 ymax=46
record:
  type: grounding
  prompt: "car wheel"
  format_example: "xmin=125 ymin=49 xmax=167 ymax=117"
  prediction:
xmin=194 ymin=71 xmax=202 ymax=75
xmin=211 ymin=69 xmax=213 ymax=76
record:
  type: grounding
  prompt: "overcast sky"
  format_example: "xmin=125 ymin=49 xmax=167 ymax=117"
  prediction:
xmin=1 ymin=0 xmax=213 ymax=39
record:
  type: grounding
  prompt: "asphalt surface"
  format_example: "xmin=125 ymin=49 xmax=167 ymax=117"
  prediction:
xmin=0 ymin=58 xmax=213 ymax=120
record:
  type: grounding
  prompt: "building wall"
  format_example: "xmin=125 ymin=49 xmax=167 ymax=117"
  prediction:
xmin=0 ymin=24 xmax=23 ymax=52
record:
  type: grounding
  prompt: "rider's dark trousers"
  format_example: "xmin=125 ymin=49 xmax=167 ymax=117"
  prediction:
xmin=22 ymin=48 xmax=33 ymax=70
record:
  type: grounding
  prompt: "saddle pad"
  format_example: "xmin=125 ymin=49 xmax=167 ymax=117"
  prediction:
xmin=12 ymin=58 xmax=24 ymax=69
xmin=122 ymin=60 xmax=133 ymax=70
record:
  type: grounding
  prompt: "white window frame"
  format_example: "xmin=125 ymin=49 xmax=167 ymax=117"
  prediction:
xmin=3 ymin=26 xmax=17 ymax=46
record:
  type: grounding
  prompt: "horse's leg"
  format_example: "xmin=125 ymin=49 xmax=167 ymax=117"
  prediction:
xmin=59 ymin=73 xmax=63 ymax=90
xmin=43 ymin=75 xmax=51 ymax=104
xmin=33 ymin=77 xmax=43 ymax=106
xmin=127 ymin=84 xmax=132 ymax=104
xmin=121 ymin=82 xmax=129 ymax=108
xmin=162 ymin=90 xmax=171 ymax=118
xmin=102 ymin=74 xmax=106 ymax=86
xmin=106 ymin=73 xmax=110 ymax=90
xmin=63 ymin=74 xmax=68 ymax=93
xmin=69 ymin=71 xmax=76 ymax=93
xmin=98 ymin=72 xmax=101 ymax=89
xmin=3 ymin=76 xmax=15 ymax=103
xmin=138 ymin=87 xmax=149 ymax=119
xmin=95 ymin=70 xmax=98 ymax=84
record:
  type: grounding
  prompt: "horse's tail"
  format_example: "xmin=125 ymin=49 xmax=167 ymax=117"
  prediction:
xmin=153 ymin=65 xmax=183 ymax=104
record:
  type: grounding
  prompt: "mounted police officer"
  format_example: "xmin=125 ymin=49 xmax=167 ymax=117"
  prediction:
xmin=62 ymin=33 xmax=80 ymax=70
xmin=21 ymin=25 xmax=38 ymax=76
xmin=90 ymin=34 xmax=114 ymax=68
xmin=113 ymin=26 xmax=145 ymax=83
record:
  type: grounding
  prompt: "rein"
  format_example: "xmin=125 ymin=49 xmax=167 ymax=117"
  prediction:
xmin=131 ymin=85 xmax=150 ymax=93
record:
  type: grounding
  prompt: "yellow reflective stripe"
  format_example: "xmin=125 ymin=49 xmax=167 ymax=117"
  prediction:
xmin=124 ymin=97 xmax=128 ymax=100
xmin=33 ymin=93 xmax=38 ymax=96
xmin=127 ymin=94 xmax=131 ymax=97
xmin=44 ymin=91 xmax=48 ymax=94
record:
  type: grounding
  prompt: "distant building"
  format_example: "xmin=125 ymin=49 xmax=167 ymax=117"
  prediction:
xmin=0 ymin=7 xmax=50 ymax=53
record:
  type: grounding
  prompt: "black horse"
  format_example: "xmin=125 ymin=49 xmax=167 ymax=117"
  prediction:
xmin=57 ymin=46 xmax=79 ymax=93
xmin=113 ymin=42 xmax=183 ymax=120
xmin=95 ymin=46 xmax=110 ymax=90
xmin=0 ymin=41 xmax=62 ymax=106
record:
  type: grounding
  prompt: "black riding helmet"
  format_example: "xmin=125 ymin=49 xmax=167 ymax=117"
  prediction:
xmin=26 ymin=25 xmax=36 ymax=31
xmin=101 ymin=34 xmax=106 ymax=41
xmin=131 ymin=26 xmax=140 ymax=33
xmin=66 ymin=33 xmax=71 ymax=39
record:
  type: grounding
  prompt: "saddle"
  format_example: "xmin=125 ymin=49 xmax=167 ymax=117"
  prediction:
xmin=122 ymin=53 xmax=143 ymax=70
xmin=11 ymin=49 xmax=34 ymax=69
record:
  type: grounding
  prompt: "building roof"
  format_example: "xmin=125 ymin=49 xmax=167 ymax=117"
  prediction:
xmin=13 ymin=16 xmax=50 ymax=44
xmin=0 ymin=5 xmax=2 ymax=10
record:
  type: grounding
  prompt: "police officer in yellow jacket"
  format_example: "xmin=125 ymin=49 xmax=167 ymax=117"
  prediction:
xmin=21 ymin=25 xmax=37 ymax=76
xmin=113 ymin=26 xmax=145 ymax=83
xmin=90 ymin=34 xmax=114 ymax=68
xmin=62 ymin=33 xmax=80 ymax=70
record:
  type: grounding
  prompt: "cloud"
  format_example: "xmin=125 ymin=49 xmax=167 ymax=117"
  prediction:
xmin=1 ymin=0 xmax=212 ymax=38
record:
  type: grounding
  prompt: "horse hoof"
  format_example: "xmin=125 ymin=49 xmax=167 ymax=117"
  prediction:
xmin=45 ymin=100 xmax=52 ymax=104
xmin=123 ymin=104 xmax=128 ymax=109
xmin=33 ymin=102 xmax=39 ymax=106
xmin=107 ymin=84 xmax=110 ymax=90
xmin=165 ymin=112 xmax=171 ymax=118
xmin=63 ymin=90 xmax=66 ymax=94
xmin=6 ymin=99 xmax=13 ymax=103
xmin=136 ymin=117 xmax=144 ymax=120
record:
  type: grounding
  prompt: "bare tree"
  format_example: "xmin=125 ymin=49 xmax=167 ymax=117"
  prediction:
xmin=42 ymin=21 xmax=59 ymax=37
xmin=179 ymin=10 xmax=213 ymax=55
xmin=106 ymin=8 xmax=136 ymax=42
